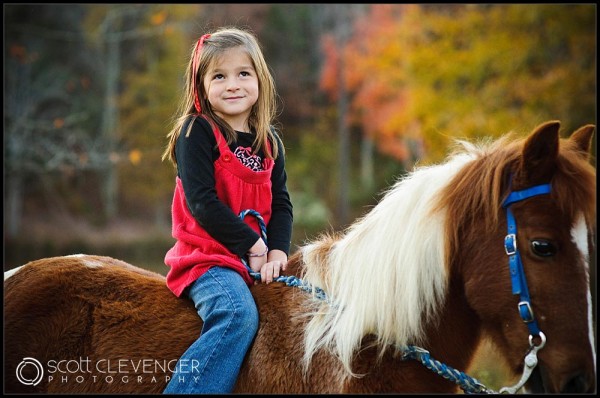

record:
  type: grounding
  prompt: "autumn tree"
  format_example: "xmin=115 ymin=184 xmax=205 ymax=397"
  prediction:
xmin=322 ymin=4 xmax=596 ymax=165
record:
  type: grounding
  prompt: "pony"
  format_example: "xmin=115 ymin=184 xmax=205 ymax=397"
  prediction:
xmin=4 ymin=120 xmax=596 ymax=394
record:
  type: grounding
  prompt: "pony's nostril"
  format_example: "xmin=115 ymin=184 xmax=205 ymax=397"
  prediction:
xmin=561 ymin=372 xmax=590 ymax=393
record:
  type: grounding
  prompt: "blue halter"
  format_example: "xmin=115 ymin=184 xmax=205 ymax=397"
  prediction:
xmin=501 ymin=180 xmax=552 ymax=337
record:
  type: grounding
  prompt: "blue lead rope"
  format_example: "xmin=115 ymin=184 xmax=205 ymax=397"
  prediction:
xmin=401 ymin=347 xmax=492 ymax=394
xmin=238 ymin=209 xmax=329 ymax=301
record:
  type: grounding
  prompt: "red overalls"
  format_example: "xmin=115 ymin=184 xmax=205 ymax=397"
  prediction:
xmin=165 ymin=119 xmax=274 ymax=297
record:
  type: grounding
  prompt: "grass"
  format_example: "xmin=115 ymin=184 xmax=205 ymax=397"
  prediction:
xmin=468 ymin=338 xmax=515 ymax=393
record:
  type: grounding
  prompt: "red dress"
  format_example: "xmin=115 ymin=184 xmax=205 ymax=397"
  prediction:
xmin=164 ymin=119 xmax=274 ymax=297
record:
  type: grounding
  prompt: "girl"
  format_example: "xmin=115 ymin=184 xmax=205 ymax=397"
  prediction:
xmin=161 ymin=27 xmax=293 ymax=394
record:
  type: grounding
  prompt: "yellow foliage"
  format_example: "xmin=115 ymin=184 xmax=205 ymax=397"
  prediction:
xmin=150 ymin=10 xmax=167 ymax=26
xmin=129 ymin=149 xmax=143 ymax=166
xmin=323 ymin=4 xmax=596 ymax=164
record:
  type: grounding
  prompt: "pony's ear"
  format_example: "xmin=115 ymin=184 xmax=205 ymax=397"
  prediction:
xmin=569 ymin=124 xmax=595 ymax=159
xmin=517 ymin=120 xmax=560 ymax=185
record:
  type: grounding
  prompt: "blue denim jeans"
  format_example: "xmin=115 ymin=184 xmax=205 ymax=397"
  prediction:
xmin=163 ymin=267 xmax=259 ymax=394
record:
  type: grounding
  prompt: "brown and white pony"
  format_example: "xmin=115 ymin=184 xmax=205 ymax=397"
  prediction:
xmin=4 ymin=121 xmax=596 ymax=394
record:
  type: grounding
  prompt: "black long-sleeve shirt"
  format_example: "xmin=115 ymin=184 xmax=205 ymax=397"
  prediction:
xmin=175 ymin=117 xmax=293 ymax=258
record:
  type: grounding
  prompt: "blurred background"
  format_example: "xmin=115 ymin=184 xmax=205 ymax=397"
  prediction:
xmin=4 ymin=4 xmax=596 ymax=390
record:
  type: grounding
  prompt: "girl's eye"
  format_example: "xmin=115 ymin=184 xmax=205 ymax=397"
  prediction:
xmin=240 ymin=71 xmax=251 ymax=77
xmin=213 ymin=74 xmax=224 ymax=80
xmin=530 ymin=239 xmax=557 ymax=257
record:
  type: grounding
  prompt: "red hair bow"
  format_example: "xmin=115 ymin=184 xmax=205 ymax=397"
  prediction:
xmin=192 ymin=34 xmax=211 ymax=113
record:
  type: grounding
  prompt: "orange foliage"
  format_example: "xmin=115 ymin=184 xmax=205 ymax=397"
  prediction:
xmin=335 ymin=4 xmax=414 ymax=162
xmin=319 ymin=4 xmax=596 ymax=164
xmin=53 ymin=118 xmax=65 ymax=129
xmin=150 ymin=10 xmax=167 ymax=26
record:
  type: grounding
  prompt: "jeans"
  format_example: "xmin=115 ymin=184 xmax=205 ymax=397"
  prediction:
xmin=163 ymin=267 xmax=259 ymax=394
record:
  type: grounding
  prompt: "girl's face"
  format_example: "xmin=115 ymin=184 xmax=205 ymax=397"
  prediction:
xmin=203 ymin=46 xmax=259 ymax=132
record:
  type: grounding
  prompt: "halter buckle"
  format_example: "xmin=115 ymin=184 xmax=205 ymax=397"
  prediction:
xmin=518 ymin=301 xmax=535 ymax=323
xmin=504 ymin=234 xmax=517 ymax=255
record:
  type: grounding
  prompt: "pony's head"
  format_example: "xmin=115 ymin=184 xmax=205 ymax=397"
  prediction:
xmin=440 ymin=121 xmax=596 ymax=393
xmin=300 ymin=120 xmax=595 ymax=393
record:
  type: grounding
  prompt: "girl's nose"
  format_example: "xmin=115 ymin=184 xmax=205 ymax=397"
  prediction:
xmin=226 ymin=79 xmax=240 ymax=91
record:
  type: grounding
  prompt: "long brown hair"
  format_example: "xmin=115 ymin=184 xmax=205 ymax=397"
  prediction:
xmin=162 ymin=26 xmax=281 ymax=167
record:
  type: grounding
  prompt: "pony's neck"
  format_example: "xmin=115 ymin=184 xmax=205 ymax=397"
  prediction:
xmin=423 ymin=272 xmax=482 ymax=370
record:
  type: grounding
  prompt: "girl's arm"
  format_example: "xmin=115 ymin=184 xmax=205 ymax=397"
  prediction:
xmin=176 ymin=117 xmax=261 ymax=257
xmin=266 ymin=133 xmax=294 ymax=256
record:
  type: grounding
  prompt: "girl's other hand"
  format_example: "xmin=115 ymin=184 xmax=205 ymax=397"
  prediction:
xmin=247 ymin=237 xmax=268 ymax=275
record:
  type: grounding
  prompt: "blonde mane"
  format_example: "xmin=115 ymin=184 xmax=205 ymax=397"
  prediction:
xmin=299 ymin=145 xmax=480 ymax=377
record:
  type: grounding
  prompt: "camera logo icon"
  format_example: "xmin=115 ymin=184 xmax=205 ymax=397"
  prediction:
xmin=16 ymin=357 xmax=44 ymax=386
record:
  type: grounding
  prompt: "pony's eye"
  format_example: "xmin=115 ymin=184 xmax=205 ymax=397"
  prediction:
xmin=531 ymin=240 xmax=557 ymax=257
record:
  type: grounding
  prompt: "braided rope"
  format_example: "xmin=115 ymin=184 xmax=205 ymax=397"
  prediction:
xmin=401 ymin=346 xmax=494 ymax=394
xmin=238 ymin=209 xmax=329 ymax=302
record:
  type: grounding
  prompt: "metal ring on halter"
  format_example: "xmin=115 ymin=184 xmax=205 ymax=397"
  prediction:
xmin=498 ymin=331 xmax=546 ymax=394
xmin=529 ymin=331 xmax=546 ymax=348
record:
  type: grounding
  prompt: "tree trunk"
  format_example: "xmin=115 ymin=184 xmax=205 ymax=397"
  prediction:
xmin=337 ymin=55 xmax=350 ymax=226
xmin=6 ymin=173 xmax=23 ymax=239
xmin=100 ymin=15 xmax=122 ymax=221
xmin=360 ymin=135 xmax=374 ymax=191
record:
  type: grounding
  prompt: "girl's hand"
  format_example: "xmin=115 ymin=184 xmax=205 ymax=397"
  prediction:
xmin=259 ymin=250 xmax=287 ymax=284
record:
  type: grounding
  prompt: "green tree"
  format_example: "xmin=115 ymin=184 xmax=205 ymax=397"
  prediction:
xmin=116 ymin=5 xmax=200 ymax=225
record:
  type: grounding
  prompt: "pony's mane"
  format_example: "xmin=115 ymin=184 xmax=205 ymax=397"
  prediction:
xmin=299 ymin=131 xmax=596 ymax=378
